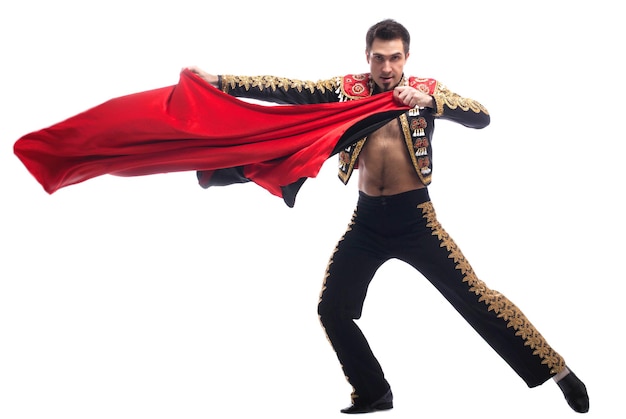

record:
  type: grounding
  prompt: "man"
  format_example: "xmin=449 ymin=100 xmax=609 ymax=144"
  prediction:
xmin=189 ymin=19 xmax=589 ymax=414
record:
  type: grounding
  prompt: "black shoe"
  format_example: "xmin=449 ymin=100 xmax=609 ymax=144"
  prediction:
xmin=557 ymin=370 xmax=589 ymax=413
xmin=340 ymin=389 xmax=393 ymax=414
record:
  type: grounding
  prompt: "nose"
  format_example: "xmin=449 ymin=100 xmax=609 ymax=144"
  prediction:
xmin=382 ymin=59 xmax=393 ymax=73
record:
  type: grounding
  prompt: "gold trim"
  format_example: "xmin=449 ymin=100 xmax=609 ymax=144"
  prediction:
xmin=433 ymin=94 xmax=445 ymax=117
xmin=318 ymin=210 xmax=358 ymax=398
xmin=399 ymin=114 xmax=431 ymax=185
xmin=338 ymin=74 xmax=374 ymax=101
xmin=417 ymin=201 xmax=566 ymax=375
xmin=338 ymin=139 xmax=366 ymax=184
xmin=433 ymin=84 xmax=489 ymax=116
xmin=221 ymin=75 xmax=337 ymax=94
xmin=319 ymin=209 xmax=356 ymax=305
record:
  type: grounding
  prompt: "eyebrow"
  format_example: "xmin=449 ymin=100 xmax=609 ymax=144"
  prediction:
xmin=371 ymin=52 xmax=404 ymax=58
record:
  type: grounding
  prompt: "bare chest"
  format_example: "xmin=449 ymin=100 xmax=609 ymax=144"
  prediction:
xmin=357 ymin=119 xmax=424 ymax=195
xmin=360 ymin=119 xmax=409 ymax=164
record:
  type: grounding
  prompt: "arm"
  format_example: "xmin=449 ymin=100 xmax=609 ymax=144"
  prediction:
xmin=186 ymin=66 xmax=340 ymax=105
xmin=430 ymin=83 xmax=490 ymax=129
xmin=393 ymin=83 xmax=489 ymax=129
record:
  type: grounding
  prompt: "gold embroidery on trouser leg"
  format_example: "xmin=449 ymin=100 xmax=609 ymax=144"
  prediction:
xmin=319 ymin=209 xmax=356 ymax=305
xmin=417 ymin=202 xmax=566 ymax=375
xmin=318 ymin=210 xmax=358 ymax=397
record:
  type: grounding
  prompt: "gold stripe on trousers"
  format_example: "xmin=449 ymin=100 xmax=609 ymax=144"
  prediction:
xmin=417 ymin=201 xmax=566 ymax=375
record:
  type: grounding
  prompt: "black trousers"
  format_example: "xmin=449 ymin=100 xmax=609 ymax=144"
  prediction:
xmin=318 ymin=189 xmax=565 ymax=403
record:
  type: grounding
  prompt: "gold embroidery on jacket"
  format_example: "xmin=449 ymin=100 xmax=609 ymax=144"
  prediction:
xmin=338 ymin=139 xmax=365 ymax=184
xmin=221 ymin=75 xmax=337 ymax=94
xmin=417 ymin=201 xmax=566 ymax=375
xmin=432 ymin=84 xmax=489 ymax=117
xmin=338 ymin=74 xmax=374 ymax=101
xmin=399 ymin=114 xmax=431 ymax=185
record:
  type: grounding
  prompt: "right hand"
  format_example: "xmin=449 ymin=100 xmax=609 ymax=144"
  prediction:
xmin=393 ymin=85 xmax=435 ymax=109
xmin=186 ymin=66 xmax=219 ymax=87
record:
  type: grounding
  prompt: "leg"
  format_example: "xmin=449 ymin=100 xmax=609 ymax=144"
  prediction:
xmin=400 ymin=201 xmax=564 ymax=385
xmin=400 ymin=201 xmax=588 ymax=412
xmin=317 ymin=209 xmax=392 ymax=411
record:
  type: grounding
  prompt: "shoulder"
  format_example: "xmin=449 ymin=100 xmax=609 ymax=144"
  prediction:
xmin=337 ymin=74 xmax=441 ymax=99
xmin=408 ymin=76 xmax=438 ymax=95
xmin=339 ymin=73 xmax=372 ymax=100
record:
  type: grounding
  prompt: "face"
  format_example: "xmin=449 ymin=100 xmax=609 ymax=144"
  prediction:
xmin=366 ymin=38 xmax=409 ymax=92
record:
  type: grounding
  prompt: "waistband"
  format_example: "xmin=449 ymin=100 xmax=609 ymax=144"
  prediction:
xmin=358 ymin=188 xmax=430 ymax=207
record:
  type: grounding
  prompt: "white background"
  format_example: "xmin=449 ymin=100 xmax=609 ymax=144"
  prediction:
xmin=1 ymin=1 xmax=623 ymax=418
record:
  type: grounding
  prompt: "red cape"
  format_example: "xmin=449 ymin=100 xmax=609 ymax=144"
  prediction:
xmin=14 ymin=69 xmax=407 ymax=206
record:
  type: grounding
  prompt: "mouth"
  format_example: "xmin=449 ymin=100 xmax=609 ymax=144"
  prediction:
xmin=379 ymin=75 xmax=395 ymax=86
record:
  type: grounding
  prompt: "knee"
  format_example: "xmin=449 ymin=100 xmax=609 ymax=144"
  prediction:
xmin=317 ymin=298 xmax=331 ymax=324
xmin=318 ymin=299 xmax=360 ymax=328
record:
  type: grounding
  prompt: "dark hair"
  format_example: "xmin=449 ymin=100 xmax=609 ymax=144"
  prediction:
xmin=366 ymin=19 xmax=410 ymax=54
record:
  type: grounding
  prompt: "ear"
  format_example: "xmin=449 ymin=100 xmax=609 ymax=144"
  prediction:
xmin=365 ymin=49 xmax=371 ymax=63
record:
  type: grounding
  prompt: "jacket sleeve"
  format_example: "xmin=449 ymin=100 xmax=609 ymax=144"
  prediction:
xmin=432 ymin=83 xmax=490 ymax=129
xmin=218 ymin=75 xmax=341 ymax=105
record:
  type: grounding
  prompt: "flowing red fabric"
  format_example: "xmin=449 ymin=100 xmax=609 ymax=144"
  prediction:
xmin=14 ymin=69 xmax=406 ymax=205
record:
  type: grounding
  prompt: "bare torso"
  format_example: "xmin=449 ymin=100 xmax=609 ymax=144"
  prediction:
xmin=357 ymin=118 xmax=425 ymax=196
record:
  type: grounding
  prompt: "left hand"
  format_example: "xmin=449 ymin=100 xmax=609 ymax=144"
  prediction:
xmin=393 ymin=86 xmax=434 ymax=108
